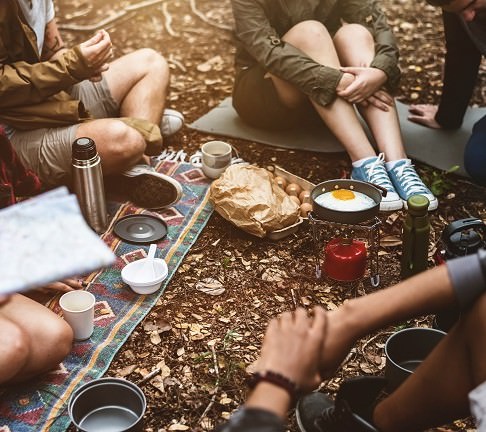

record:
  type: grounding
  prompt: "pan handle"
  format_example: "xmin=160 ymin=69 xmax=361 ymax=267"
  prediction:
xmin=369 ymin=182 xmax=388 ymax=198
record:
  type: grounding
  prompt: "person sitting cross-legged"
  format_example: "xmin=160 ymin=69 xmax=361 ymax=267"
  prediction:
xmin=231 ymin=0 xmax=438 ymax=211
xmin=0 ymin=0 xmax=184 ymax=210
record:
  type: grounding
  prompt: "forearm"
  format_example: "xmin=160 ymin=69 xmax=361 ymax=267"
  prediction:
xmin=336 ymin=265 xmax=455 ymax=341
xmin=0 ymin=46 xmax=92 ymax=109
xmin=436 ymin=11 xmax=481 ymax=129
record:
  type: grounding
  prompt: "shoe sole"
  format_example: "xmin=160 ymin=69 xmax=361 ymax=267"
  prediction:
xmin=379 ymin=199 xmax=403 ymax=211
xmin=123 ymin=172 xmax=182 ymax=209
xmin=295 ymin=406 xmax=309 ymax=432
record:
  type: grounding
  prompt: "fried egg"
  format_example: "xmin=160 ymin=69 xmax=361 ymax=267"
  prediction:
xmin=314 ymin=189 xmax=375 ymax=212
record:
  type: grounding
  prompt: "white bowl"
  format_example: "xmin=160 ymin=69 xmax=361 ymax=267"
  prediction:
xmin=121 ymin=258 xmax=168 ymax=294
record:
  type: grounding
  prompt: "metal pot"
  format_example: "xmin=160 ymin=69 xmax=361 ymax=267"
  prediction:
xmin=311 ymin=179 xmax=384 ymax=224
xmin=68 ymin=378 xmax=146 ymax=432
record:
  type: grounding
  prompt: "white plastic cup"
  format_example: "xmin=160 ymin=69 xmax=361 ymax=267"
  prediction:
xmin=190 ymin=141 xmax=232 ymax=179
xmin=59 ymin=291 xmax=96 ymax=341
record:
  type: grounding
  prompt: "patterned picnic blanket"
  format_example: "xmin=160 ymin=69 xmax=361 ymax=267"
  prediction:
xmin=0 ymin=159 xmax=213 ymax=432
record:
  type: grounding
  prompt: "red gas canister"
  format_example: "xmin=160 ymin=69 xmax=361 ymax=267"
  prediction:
xmin=323 ymin=237 xmax=367 ymax=281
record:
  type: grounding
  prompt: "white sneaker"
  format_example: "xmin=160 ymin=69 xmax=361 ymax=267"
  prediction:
xmin=161 ymin=109 xmax=184 ymax=137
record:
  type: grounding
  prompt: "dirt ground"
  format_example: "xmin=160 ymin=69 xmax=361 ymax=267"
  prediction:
xmin=56 ymin=0 xmax=486 ymax=430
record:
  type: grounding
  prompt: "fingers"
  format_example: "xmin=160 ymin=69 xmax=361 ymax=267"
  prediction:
xmin=365 ymin=95 xmax=389 ymax=112
xmin=310 ymin=306 xmax=327 ymax=333
xmin=42 ymin=281 xmax=75 ymax=293
xmin=40 ymin=278 xmax=84 ymax=293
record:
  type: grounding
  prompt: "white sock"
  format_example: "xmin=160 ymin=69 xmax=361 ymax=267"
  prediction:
xmin=352 ymin=156 xmax=377 ymax=168
xmin=385 ymin=159 xmax=409 ymax=171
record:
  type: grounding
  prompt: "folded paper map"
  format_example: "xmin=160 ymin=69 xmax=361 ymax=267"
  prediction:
xmin=0 ymin=187 xmax=115 ymax=294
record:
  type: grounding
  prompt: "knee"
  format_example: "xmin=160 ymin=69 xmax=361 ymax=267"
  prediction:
xmin=284 ymin=20 xmax=332 ymax=50
xmin=335 ymin=23 xmax=373 ymax=43
xmin=133 ymin=48 xmax=169 ymax=75
xmin=102 ymin=120 xmax=146 ymax=161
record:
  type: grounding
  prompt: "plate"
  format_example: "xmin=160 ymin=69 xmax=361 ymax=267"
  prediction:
xmin=113 ymin=215 xmax=167 ymax=244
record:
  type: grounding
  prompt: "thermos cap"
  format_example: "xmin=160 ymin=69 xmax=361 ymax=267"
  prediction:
xmin=407 ymin=195 xmax=429 ymax=215
xmin=72 ymin=137 xmax=97 ymax=161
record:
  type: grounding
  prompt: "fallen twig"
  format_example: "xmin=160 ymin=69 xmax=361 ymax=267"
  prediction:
xmin=198 ymin=345 xmax=220 ymax=423
xmin=188 ymin=0 xmax=232 ymax=31
xmin=136 ymin=367 xmax=161 ymax=385
xmin=168 ymin=54 xmax=187 ymax=73
xmin=58 ymin=0 xmax=165 ymax=32
xmin=161 ymin=2 xmax=178 ymax=37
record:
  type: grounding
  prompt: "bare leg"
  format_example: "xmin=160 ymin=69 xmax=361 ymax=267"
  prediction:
xmin=76 ymin=119 xmax=146 ymax=174
xmin=333 ymin=24 xmax=406 ymax=161
xmin=0 ymin=294 xmax=73 ymax=384
xmin=374 ymin=294 xmax=486 ymax=431
xmin=267 ymin=20 xmax=376 ymax=162
xmin=75 ymin=49 xmax=170 ymax=174
xmin=103 ymin=48 xmax=169 ymax=125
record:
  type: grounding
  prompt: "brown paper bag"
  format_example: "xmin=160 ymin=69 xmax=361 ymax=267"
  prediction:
xmin=209 ymin=165 xmax=300 ymax=237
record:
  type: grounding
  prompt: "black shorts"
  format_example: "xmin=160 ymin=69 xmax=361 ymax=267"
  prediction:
xmin=232 ymin=64 xmax=316 ymax=130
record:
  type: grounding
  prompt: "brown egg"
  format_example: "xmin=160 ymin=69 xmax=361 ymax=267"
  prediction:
xmin=289 ymin=195 xmax=301 ymax=206
xmin=285 ymin=182 xmax=302 ymax=196
xmin=299 ymin=190 xmax=311 ymax=204
xmin=274 ymin=176 xmax=287 ymax=190
xmin=300 ymin=202 xmax=313 ymax=217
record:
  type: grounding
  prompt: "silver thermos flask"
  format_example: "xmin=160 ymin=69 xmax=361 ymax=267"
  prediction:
xmin=72 ymin=137 xmax=108 ymax=233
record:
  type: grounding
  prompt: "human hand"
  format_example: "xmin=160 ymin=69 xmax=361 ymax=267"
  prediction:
xmin=337 ymin=67 xmax=387 ymax=104
xmin=34 ymin=278 xmax=84 ymax=295
xmin=336 ymin=72 xmax=355 ymax=93
xmin=358 ymin=89 xmax=394 ymax=112
xmin=256 ymin=307 xmax=327 ymax=393
xmin=79 ymin=29 xmax=113 ymax=81
xmin=408 ymin=104 xmax=442 ymax=129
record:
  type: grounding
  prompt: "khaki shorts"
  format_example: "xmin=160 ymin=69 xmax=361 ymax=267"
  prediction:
xmin=232 ymin=64 xmax=317 ymax=130
xmin=9 ymin=77 xmax=119 ymax=187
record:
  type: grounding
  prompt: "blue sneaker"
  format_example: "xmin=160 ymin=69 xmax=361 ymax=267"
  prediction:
xmin=387 ymin=159 xmax=438 ymax=211
xmin=351 ymin=153 xmax=403 ymax=211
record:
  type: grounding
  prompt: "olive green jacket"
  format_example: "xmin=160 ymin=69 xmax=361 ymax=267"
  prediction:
xmin=231 ymin=0 xmax=400 ymax=106
xmin=0 ymin=0 xmax=161 ymax=145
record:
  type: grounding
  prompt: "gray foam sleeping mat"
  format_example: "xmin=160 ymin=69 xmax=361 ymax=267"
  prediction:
xmin=189 ymin=97 xmax=486 ymax=177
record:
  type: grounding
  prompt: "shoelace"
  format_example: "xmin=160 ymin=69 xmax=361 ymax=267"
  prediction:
xmin=364 ymin=154 xmax=394 ymax=192
xmin=392 ymin=163 xmax=429 ymax=195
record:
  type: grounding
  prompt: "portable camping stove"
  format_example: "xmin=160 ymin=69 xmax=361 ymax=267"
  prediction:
xmin=308 ymin=212 xmax=381 ymax=287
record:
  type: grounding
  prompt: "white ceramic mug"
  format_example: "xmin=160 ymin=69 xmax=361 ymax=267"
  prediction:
xmin=59 ymin=291 xmax=96 ymax=341
xmin=190 ymin=141 xmax=232 ymax=179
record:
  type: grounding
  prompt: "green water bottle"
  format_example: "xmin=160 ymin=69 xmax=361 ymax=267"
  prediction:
xmin=400 ymin=195 xmax=430 ymax=278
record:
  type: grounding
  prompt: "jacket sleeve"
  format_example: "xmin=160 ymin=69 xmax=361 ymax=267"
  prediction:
xmin=446 ymin=249 xmax=486 ymax=310
xmin=340 ymin=0 xmax=400 ymax=91
xmin=231 ymin=0 xmax=343 ymax=106
xmin=435 ymin=11 xmax=481 ymax=129
xmin=0 ymin=45 xmax=94 ymax=110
